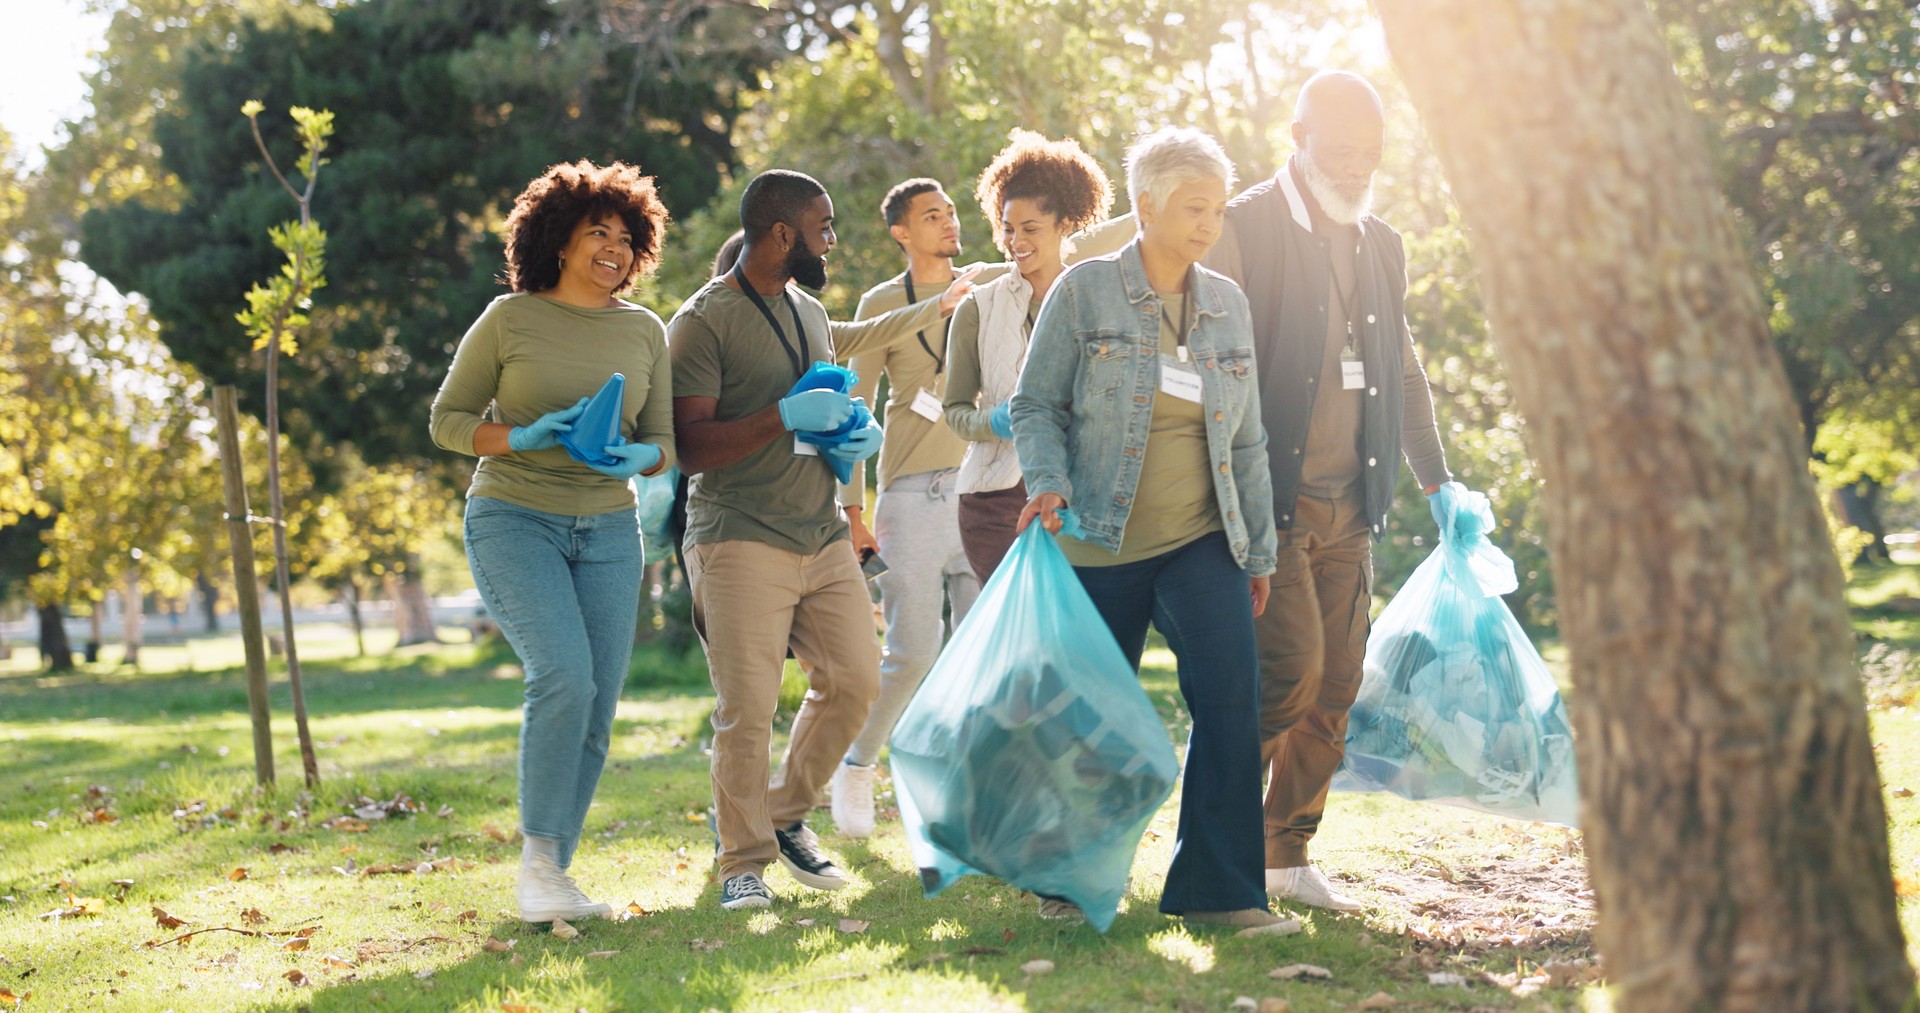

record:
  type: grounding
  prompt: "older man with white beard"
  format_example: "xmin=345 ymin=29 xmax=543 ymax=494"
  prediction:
xmin=1198 ymin=70 xmax=1453 ymax=913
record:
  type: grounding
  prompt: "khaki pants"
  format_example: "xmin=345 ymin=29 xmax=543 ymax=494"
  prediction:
xmin=685 ymin=538 xmax=881 ymax=880
xmin=1256 ymin=492 xmax=1372 ymax=868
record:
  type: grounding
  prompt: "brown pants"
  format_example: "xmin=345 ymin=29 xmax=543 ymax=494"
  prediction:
xmin=685 ymin=538 xmax=881 ymax=880
xmin=1256 ymin=492 xmax=1373 ymax=868
xmin=957 ymin=482 xmax=1027 ymax=585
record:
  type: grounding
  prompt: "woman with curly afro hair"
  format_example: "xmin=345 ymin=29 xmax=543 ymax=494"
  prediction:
xmin=430 ymin=159 xmax=675 ymax=923
xmin=943 ymin=129 xmax=1112 ymax=586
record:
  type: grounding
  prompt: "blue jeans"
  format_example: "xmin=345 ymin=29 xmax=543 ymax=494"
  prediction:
xmin=1071 ymin=531 xmax=1265 ymax=914
xmin=464 ymin=496 xmax=642 ymax=868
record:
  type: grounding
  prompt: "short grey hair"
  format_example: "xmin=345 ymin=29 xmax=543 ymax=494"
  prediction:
xmin=1125 ymin=127 xmax=1235 ymax=214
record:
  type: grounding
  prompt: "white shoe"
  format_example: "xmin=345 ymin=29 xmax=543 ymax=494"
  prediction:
xmin=1265 ymin=865 xmax=1363 ymax=912
xmin=830 ymin=762 xmax=876 ymax=838
xmin=516 ymin=854 xmax=614 ymax=922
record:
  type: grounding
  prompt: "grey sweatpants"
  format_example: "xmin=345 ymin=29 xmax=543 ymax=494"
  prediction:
xmin=845 ymin=468 xmax=980 ymax=765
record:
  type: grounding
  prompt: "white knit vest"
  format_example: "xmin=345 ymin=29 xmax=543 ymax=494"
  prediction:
xmin=957 ymin=271 xmax=1035 ymax=495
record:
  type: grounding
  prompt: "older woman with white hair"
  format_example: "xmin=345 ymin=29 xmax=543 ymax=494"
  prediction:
xmin=1010 ymin=127 xmax=1280 ymax=929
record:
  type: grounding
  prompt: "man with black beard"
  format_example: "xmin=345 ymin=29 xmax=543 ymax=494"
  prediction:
xmin=1202 ymin=71 xmax=1453 ymax=913
xmin=669 ymin=170 xmax=971 ymax=910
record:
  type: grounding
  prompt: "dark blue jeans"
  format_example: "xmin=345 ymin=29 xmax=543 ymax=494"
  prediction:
xmin=1072 ymin=530 xmax=1266 ymax=914
xmin=464 ymin=496 xmax=642 ymax=869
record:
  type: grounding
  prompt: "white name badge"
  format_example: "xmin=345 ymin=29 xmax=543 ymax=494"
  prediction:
xmin=911 ymin=387 xmax=944 ymax=421
xmin=794 ymin=435 xmax=819 ymax=456
xmin=1159 ymin=358 xmax=1203 ymax=403
xmin=1341 ymin=357 xmax=1367 ymax=390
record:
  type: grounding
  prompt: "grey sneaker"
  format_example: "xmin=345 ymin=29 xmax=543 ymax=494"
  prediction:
xmin=774 ymin=821 xmax=848 ymax=890
xmin=1036 ymin=894 xmax=1086 ymax=921
xmin=719 ymin=871 xmax=773 ymax=910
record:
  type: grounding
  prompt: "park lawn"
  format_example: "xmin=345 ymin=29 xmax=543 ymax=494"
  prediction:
xmin=1 ymin=579 xmax=1915 ymax=1011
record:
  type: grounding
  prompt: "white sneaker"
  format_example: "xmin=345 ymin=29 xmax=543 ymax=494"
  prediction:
xmin=516 ymin=855 xmax=614 ymax=922
xmin=1265 ymin=865 xmax=1363 ymax=912
xmin=830 ymin=762 xmax=876 ymax=838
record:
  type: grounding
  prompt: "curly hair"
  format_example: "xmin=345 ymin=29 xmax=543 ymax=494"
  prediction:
xmin=973 ymin=130 xmax=1113 ymax=253
xmin=503 ymin=160 xmax=669 ymax=294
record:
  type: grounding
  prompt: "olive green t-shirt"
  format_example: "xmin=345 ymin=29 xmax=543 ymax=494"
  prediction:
xmin=429 ymin=292 xmax=675 ymax=516
xmin=1061 ymin=292 xmax=1223 ymax=567
xmin=669 ymin=278 xmax=847 ymax=556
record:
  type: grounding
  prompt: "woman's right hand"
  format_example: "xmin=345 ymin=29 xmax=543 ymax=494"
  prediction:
xmin=507 ymin=397 xmax=589 ymax=453
xmin=1017 ymin=492 xmax=1068 ymax=534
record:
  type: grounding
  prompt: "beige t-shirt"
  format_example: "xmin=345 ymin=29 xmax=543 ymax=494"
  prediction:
xmin=429 ymin=292 xmax=675 ymax=516
xmin=1062 ymin=293 xmax=1223 ymax=567
xmin=669 ymin=279 xmax=847 ymax=556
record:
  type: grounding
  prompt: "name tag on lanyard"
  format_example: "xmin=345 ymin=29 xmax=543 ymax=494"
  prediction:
xmin=1159 ymin=355 xmax=1203 ymax=402
xmin=1340 ymin=323 xmax=1366 ymax=390
xmin=910 ymin=387 xmax=943 ymax=421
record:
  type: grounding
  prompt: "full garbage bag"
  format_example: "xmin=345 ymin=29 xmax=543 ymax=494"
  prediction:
xmin=785 ymin=361 xmax=873 ymax=485
xmin=890 ymin=519 xmax=1177 ymax=931
xmin=1331 ymin=482 xmax=1579 ymax=826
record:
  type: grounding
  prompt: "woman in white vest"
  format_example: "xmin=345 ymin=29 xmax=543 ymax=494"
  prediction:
xmin=943 ymin=130 xmax=1112 ymax=583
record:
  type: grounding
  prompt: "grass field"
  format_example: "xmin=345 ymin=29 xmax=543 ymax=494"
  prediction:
xmin=0 ymin=564 xmax=1916 ymax=1012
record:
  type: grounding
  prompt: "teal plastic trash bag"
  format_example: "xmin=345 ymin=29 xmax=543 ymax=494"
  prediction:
xmin=1332 ymin=482 xmax=1579 ymax=826
xmin=633 ymin=465 xmax=679 ymax=562
xmin=558 ymin=373 xmax=625 ymax=467
xmin=889 ymin=520 xmax=1178 ymax=932
xmin=784 ymin=360 xmax=872 ymax=485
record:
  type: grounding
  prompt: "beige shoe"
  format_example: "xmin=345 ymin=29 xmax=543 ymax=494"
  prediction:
xmin=1182 ymin=907 xmax=1290 ymax=929
xmin=1265 ymin=865 xmax=1363 ymax=912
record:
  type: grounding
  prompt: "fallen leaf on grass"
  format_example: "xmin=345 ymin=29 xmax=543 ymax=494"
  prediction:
xmin=587 ymin=950 xmax=618 ymax=959
xmin=0 ymin=988 xmax=30 ymax=1005
xmin=614 ymin=902 xmax=648 ymax=922
xmin=1230 ymin=999 xmax=1258 ymax=1012
xmin=1894 ymin=787 xmax=1915 ymax=798
xmin=482 ymin=823 xmax=517 ymax=843
xmin=688 ymin=939 xmax=724 ymax=952
xmin=39 ymin=896 xmax=104 ymax=921
xmin=283 ymin=969 xmax=307 ymax=986
xmin=501 ymin=1004 xmax=537 ymax=1013
xmin=228 ymin=868 xmax=250 ymax=882
xmin=1268 ymin=964 xmax=1332 ymax=980
xmin=240 ymin=908 xmax=267 ymax=926
xmin=1894 ymin=876 xmax=1917 ymax=898
xmin=436 ymin=804 xmax=456 ymax=818
xmin=1236 ymin=918 xmax=1303 ymax=938
xmin=836 ymin=919 xmax=869 ymax=934
xmin=153 ymin=907 xmax=187 ymax=929
xmin=1427 ymin=972 xmax=1468 ymax=986
xmin=282 ymin=937 xmax=310 ymax=952
xmin=482 ymin=938 xmax=515 ymax=953
xmin=1258 ymin=999 xmax=1292 ymax=1013
xmin=1002 ymin=928 xmax=1016 ymax=944
xmin=108 ymin=879 xmax=134 ymax=899
xmin=456 ymin=910 xmax=479 ymax=923
xmin=331 ymin=859 xmax=358 ymax=876
xmin=323 ymin=954 xmax=356 ymax=969
xmin=550 ymin=919 xmax=579 ymax=941
xmin=321 ymin=816 xmax=370 ymax=833
xmin=266 ymin=842 xmax=298 ymax=855
xmin=1021 ymin=959 xmax=1055 ymax=976
xmin=1353 ymin=993 xmax=1397 ymax=1010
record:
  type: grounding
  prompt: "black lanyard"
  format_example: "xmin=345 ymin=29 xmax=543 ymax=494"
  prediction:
xmin=1158 ymin=293 xmax=1191 ymax=358
xmin=730 ymin=262 xmax=811 ymax=378
xmin=1329 ymin=254 xmax=1361 ymax=352
xmin=901 ymin=272 xmax=949 ymax=374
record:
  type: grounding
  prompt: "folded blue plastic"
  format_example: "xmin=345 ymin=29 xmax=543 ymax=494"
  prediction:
xmin=890 ymin=520 xmax=1176 ymax=931
xmin=557 ymin=373 xmax=626 ymax=467
xmin=1332 ymin=482 xmax=1579 ymax=826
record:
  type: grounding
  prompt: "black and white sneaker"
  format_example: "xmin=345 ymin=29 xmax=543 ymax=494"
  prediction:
xmin=774 ymin=821 xmax=848 ymax=890
xmin=719 ymin=871 xmax=773 ymax=910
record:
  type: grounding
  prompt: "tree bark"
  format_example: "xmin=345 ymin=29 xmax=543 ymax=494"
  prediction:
xmin=121 ymin=566 xmax=143 ymax=667
xmin=387 ymin=562 xmax=439 ymax=647
xmin=37 ymin=603 xmax=73 ymax=672
xmin=1374 ymin=2 xmax=1916 ymax=1009
xmin=343 ymin=579 xmax=366 ymax=658
xmin=196 ymin=571 xmax=221 ymax=633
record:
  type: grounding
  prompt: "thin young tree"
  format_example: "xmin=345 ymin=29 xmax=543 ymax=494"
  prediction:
xmin=234 ymin=100 xmax=329 ymax=786
xmin=1372 ymin=2 xmax=1917 ymax=1008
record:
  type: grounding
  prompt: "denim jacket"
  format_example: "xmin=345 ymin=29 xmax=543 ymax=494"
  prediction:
xmin=1009 ymin=241 xmax=1279 ymax=576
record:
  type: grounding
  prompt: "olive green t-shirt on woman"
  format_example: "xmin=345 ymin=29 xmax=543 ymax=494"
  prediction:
xmin=429 ymin=292 xmax=676 ymax=517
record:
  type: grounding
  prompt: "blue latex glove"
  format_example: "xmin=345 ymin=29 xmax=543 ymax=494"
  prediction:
xmin=508 ymin=397 xmax=589 ymax=452
xmin=779 ymin=388 xmax=856 ymax=432
xmin=989 ymin=401 xmax=1014 ymax=440
xmin=825 ymin=420 xmax=883 ymax=464
xmin=587 ymin=440 xmax=663 ymax=480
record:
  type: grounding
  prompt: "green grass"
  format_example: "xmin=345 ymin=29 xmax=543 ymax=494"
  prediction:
xmin=1 ymin=573 xmax=1916 ymax=1010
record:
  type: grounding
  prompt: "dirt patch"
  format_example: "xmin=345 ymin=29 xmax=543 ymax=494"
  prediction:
xmin=1362 ymin=823 xmax=1595 ymax=954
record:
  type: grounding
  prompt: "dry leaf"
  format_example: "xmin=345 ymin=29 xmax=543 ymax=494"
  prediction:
xmin=321 ymin=816 xmax=370 ymax=833
xmin=267 ymin=842 xmax=296 ymax=854
xmin=108 ymin=879 xmax=135 ymax=898
xmin=1021 ymin=959 xmax=1055 ymax=976
xmin=152 ymin=906 xmax=187 ymax=929
xmin=456 ymin=910 xmax=479 ymax=923
xmin=323 ymin=955 xmax=355 ymax=969
xmin=1258 ymin=1000 xmax=1292 ymax=1013
xmin=836 ymin=919 xmax=869 ymax=934
xmin=688 ymin=938 xmax=724 ymax=952
xmin=550 ymin=919 xmax=579 ymax=941
xmin=436 ymin=804 xmax=456 ymax=818
xmin=482 ymin=938 xmax=514 ymax=953
xmin=1268 ymin=964 xmax=1333 ymax=980
xmin=614 ymin=901 xmax=649 ymax=922
xmin=794 ymin=918 xmax=816 ymax=927
xmin=1237 ymin=918 xmax=1304 ymax=938
xmin=0 ymin=988 xmax=29 ymax=1005
xmin=684 ymin=811 xmax=707 ymax=823
xmin=282 ymin=937 xmax=310 ymax=952
xmin=1893 ymin=876 xmax=1917 ymax=898
xmin=228 ymin=868 xmax=250 ymax=882
xmin=501 ymin=1004 xmax=536 ymax=1013
xmin=1894 ymin=787 xmax=1915 ymax=798
xmin=482 ymin=822 xmax=516 ymax=843
xmin=283 ymin=969 xmax=308 ymax=986
xmin=39 ymin=896 xmax=105 ymax=920
xmin=1427 ymin=972 xmax=1468 ymax=986
xmin=1354 ymin=993 xmax=1397 ymax=1010
xmin=1002 ymin=927 xmax=1016 ymax=944
xmin=1230 ymin=999 xmax=1258 ymax=1012
xmin=240 ymin=908 xmax=267 ymax=926
xmin=586 ymin=950 xmax=617 ymax=959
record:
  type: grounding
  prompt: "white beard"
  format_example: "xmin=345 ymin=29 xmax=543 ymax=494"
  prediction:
xmin=1298 ymin=148 xmax=1373 ymax=226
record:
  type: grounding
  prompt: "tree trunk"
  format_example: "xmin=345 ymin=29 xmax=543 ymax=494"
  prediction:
xmin=196 ymin=570 xmax=221 ymax=633
xmin=1374 ymin=3 xmax=1916 ymax=1009
xmin=387 ymin=561 xmax=439 ymax=647
xmin=343 ymin=579 xmax=366 ymax=658
xmin=121 ymin=566 xmax=143 ymax=667
xmin=1835 ymin=481 xmax=1891 ymax=564
xmin=87 ymin=607 xmax=103 ymax=663
xmin=37 ymin=603 xmax=73 ymax=672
